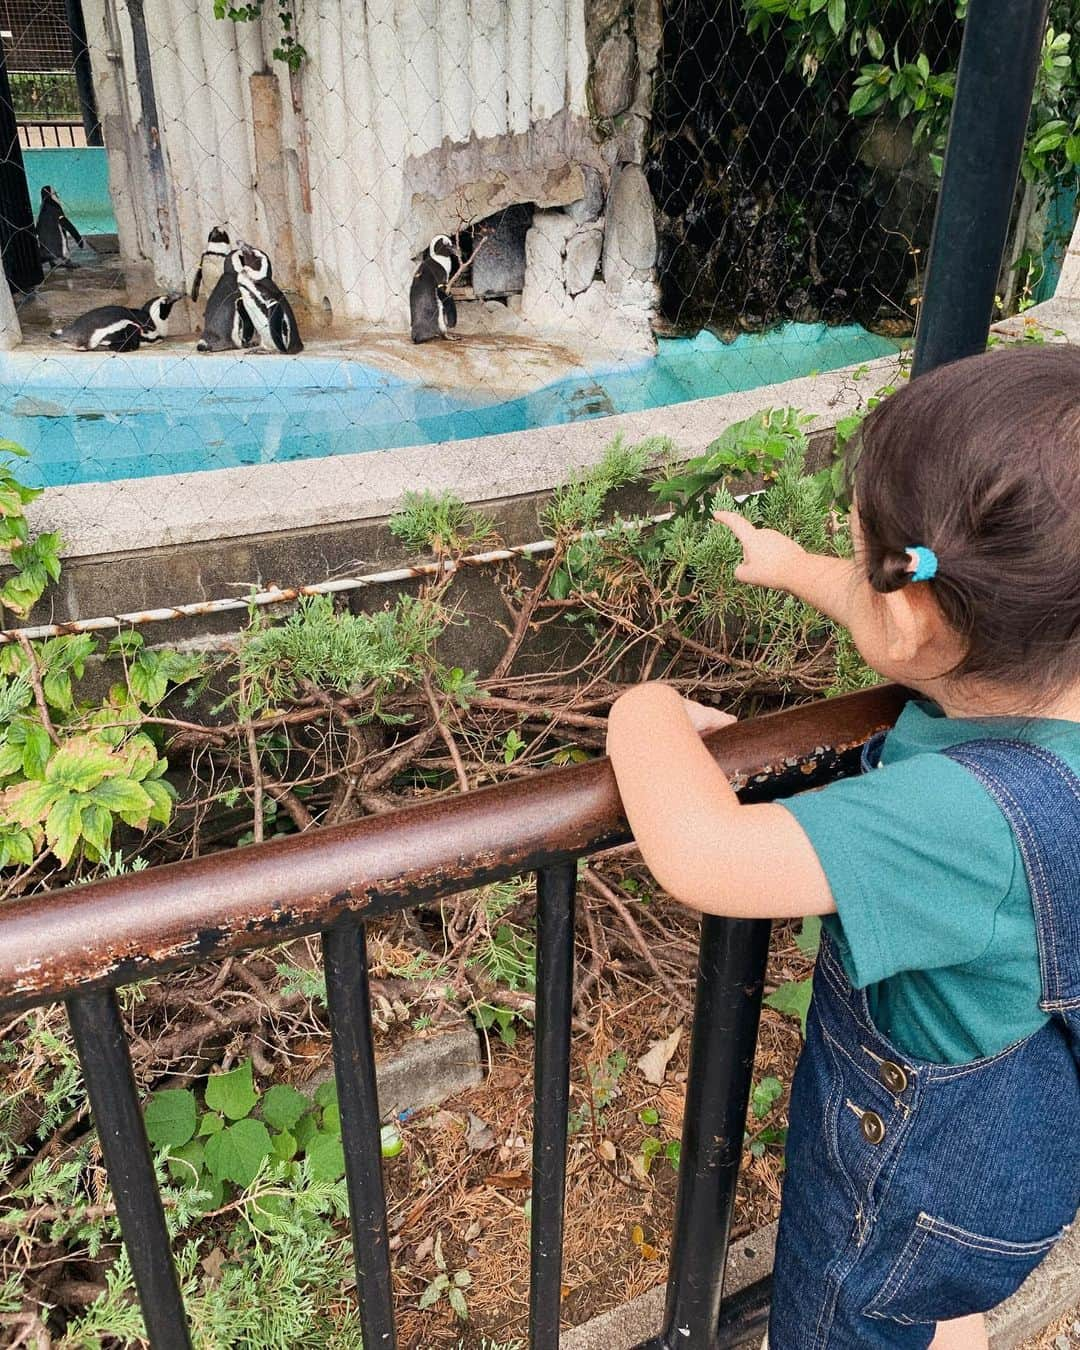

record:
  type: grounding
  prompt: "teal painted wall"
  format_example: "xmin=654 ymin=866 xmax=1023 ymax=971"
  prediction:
xmin=23 ymin=147 xmax=118 ymax=237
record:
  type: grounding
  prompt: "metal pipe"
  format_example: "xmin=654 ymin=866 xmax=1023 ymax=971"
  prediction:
xmin=912 ymin=0 xmax=1049 ymax=375
xmin=322 ymin=915 xmax=398 ymax=1348
xmin=66 ymin=990 xmax=192 ymax=1349
xmin=528 ymin=862 xmax=577 ymax=1349
xmin=0 ymin=515 xmax=676 ymax=646
xmin=660 ymin=916 xmax=772 ymax=1347
xmin=64 ymin=0 xmax=103 ymax=147
xmin=0 ymin=684 xmax=908 ymax=1015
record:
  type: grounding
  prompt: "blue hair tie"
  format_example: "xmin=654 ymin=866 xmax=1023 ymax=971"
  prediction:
xmin=905 ymin=546 xmax=938 ymax=583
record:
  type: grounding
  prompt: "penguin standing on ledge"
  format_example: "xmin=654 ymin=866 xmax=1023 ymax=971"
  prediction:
xmin=50 ymin=294 xmax=181 ymax=351
xmin=36 ymin=186 xmax=84 ymax=268
xmin=197 ymin=249 xmax=254 ymax=353
xmin=190 ymin=226 xmax=231 ymax=305
xmin=234 ymin=245 xmax=304 ymax=354
xmin=410 ymin=235 xmax=458 ymax=343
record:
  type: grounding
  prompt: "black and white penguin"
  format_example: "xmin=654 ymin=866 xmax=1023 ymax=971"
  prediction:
xmin=233 ymin=245 xmax=304 ymax=354
xmin=196 ymin=249 xmax=255 ymax=353
xmin=36 ymin=185 xmax=84 ymax=268
xmin=410 ymin=235 xmax=459 ymax=343
xmin=190 ymin=226 xmax=231 ymax=303
xmin=49 ymin=294 xmax=179 ymax=352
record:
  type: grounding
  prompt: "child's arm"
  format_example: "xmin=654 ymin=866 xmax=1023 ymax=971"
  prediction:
xmin=606 ymin=682 xmax=835 ymax=920
xmin=713 ymin=511 xmax=859 ymax=628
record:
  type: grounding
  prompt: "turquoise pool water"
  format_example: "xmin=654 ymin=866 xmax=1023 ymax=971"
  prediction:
xmin=1 ymin=323 xmax=898 ymax=488
xmin=24 ymin=148 xmax=118 ymax=237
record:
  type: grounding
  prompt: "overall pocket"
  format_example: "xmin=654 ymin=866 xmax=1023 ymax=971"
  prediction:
xmin=863 ymin=1213 xmax=1066 ymax=1325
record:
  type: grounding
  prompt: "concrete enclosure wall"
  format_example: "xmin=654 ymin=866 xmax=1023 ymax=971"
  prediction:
xmin=80 ymin=0 xmax=662 ymax=346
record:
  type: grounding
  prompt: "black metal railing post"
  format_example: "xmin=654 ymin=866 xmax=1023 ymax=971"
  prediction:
xmin=322 ymin=913 xmax=398 ymax=1349
xmin=64 ymin=0 xmax=103 ymax=146
xmin=912 ymin=0 xmax=1049 ymax=375
xmin=0 ymin=33 xmax=42 ymax=294
xmin=657 ymin=916 xmax=773 ymax=1349
xmin=66 ymin=991 xmax=192 ymax=1350
xmin=528 ymin=862 xmax=578 ymax=1349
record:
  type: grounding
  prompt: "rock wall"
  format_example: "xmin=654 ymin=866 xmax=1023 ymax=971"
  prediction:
xmin=81 ymin=0 xmax=663 ymax=349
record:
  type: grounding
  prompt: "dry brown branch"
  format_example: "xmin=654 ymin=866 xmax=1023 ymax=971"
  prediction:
xmin=15 ymin=636 xmax=58 ymax=747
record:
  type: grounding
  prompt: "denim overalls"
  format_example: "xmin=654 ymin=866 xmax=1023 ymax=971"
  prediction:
xmin=767 ymin=738 xmax=1080 ymax=1348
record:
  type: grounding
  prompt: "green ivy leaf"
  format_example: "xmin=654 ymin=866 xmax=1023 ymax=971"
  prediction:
xmin=204 ymin=1059 xmax=259 ymax=1120
xmin=142 ymin=777 xmax=175 ymax=826
xmin=293 ymin=1112 xmax=318 ymax=1151
xmin=21 ymin=722 xmax=52 ymax=780
xmin=45 ymin=739 xmax=117 ymax=793
xmin=764 ymin=977 xmax=813 ymax=1037
xmin=199 ymin=1112 xmax=225 ymax=1137
xmin=262 ymin=1083 xmax=311 ymax=1132
xmin=144 ymin=1088 xmax=198 ymax=1148
xmin=44 ymin=794 xmax=83 ymax=865
xmin=90 ymin=777 xmax=154 ymax=826
xmin=270 ymin=1129 xmax=298 ymax=1162
xmin=305 ymin=1130 xmax=346 ymax=1182
xmin=827 ymin=0 xmax=844 ymax=37
xmin=322 ymin=1102 xmax=341 ymax=1136
xmin=204 ymin=1117 xmax=272 ymax=1187
xmin=165 ymin=1138 xmax=205 ymax=1184
xmin=79 ymin=802 xmax=114 ymax=860
xmin=751 ymin=1076 xmax=784 ymax=1120
xmin=314 ymin=1078 xmax=338 ymax=1110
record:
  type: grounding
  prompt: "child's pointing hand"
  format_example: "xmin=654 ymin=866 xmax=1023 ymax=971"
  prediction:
xmin=713 ymin=510 xmax=807 ymax=591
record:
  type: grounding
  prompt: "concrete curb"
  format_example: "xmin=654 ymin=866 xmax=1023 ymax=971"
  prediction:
xmin=304 ymin=1020 xmax=483 ymax=1120
xmin=561 ymin=1216 xmax=1080 ymax=1349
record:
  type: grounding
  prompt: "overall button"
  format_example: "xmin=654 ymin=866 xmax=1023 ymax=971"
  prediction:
xmin=879 ymin=1061 xmax=909 ymax=1094
xmin=860 ymin=1111 xmax=886 ymax=1145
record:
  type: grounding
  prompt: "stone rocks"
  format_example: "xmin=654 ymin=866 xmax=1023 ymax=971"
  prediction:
xmin=633 ymin=0 xmax=664 ymax=74
xmin=603 ymin=163 xmax=657 ymax=282
xmin=564 ymin=226 xmax=604 ymax=296
xmin=591 ymin=32 xmax=638 ymax=118
xmin=568 ymin=166 xmax=605 ymax=224
xmin=586 ymin=0 xmax=628 ymax=44
xmin=521 ymin=209 xmax=577 ymax=324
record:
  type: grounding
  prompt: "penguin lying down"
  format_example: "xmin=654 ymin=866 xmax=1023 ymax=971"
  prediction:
xmin=50 ymin=295 xmax=181 ymax=352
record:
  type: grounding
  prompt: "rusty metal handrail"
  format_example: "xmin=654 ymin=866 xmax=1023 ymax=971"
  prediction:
xmin=0 ymin=686 xmax=906 ymax=1016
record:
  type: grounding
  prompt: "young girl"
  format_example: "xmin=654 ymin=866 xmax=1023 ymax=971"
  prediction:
xmin=606 ymin=346 xmax=1080 ymax=1349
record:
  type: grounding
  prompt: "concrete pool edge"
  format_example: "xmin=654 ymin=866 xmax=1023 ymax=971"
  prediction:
xmin=26 ymin=354 xmax=906 ymax=561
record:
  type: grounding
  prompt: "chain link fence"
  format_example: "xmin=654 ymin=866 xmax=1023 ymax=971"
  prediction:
xmin=0 ymin=0 xmax=1072 ymax=630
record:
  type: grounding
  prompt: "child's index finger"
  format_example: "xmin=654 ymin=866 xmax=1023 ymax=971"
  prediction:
xmin=712 ymin=509 xmax=755 ymax=542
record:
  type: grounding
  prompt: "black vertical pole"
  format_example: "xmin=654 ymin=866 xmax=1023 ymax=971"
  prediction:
xmin=322 ymin=915 xmax=398 ymax=1349
xmin=659 ymin=916 xmax=772 ymax=1349
xmin=0 ymin=34 xmax=42 ymax=293
xmin=67 ymin=990 xmax=193 ymax=1349
xmin=64 ymin=0 xmax=103 ymax=147
xmin=912 ymin=0 xmax=1049 ymax=375
xmin=528 ymin=862 xmax=577 ymax=1350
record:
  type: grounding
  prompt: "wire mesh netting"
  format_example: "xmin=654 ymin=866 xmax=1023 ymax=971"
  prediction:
xmin=0 ymin=0 xmax=1073 ymax=631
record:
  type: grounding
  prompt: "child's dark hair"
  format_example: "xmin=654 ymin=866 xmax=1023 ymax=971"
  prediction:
xmin=852 ymin=346 xmax=1080 ymax=695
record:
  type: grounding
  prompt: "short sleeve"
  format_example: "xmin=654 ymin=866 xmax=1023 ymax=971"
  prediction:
xmin=780 ymin=753 xmax=1018 ymax=989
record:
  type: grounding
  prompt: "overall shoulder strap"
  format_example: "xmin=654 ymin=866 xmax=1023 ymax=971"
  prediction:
xmin=942 ymin=739 xmax=1080 ymax=1012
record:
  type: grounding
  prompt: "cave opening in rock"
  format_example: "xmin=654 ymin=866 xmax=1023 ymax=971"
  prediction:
xmin=458 ymin=204 xmax=535 ymax=302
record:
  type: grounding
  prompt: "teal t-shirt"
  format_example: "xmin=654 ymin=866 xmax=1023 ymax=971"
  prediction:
xmin=781 ymin=699 xmax=1080 ymax=1065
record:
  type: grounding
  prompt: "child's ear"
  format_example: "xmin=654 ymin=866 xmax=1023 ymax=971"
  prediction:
xmin=880 ymin=585 xmax=938 ymax=664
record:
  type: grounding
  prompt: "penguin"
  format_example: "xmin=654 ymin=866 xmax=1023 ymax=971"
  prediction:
xmin=36 ymin=186 xmax=84 ymax=268
xmin=197 ymin=249 xmax=256 ymax=353
xmin=190 ymin=226 xmax=231 ymax=304
xmin=233 ymin=245 xmax=304 ymax=354
xmin=410 ymin=235 xmax=459 ymax=343
xmin=49 ymin=293 xmax=180 ymax=352
xmin=49 ymin=293 xmax=181 ymax=351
